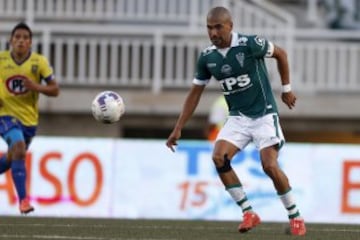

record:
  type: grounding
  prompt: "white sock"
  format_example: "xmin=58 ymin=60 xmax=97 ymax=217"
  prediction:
xmin=226 ymin=184 xmax=253 ymax=213
xmin=279 ymin=189 xmax=300 ymax=219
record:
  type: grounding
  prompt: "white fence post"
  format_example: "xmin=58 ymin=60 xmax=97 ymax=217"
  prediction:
xmin=152 ymin=31 xmax=163 ymax=94
xmin=189 ymin=0 xmax=199 ymax=31
xmin=41 ymin=27 xmax=51 ymax=59
xmin=306 ymin=0 xmax=318 ymax=25
xmin=26 ymin=0 xmax=35 ymax=27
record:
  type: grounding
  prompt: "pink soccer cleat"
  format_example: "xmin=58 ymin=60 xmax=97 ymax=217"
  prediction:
xmin=19 ymin=198 xmax=34 ymax=214
xmin=238 ymin=211 xmax=261 ymax=233
xmin=289 ymin=217 xmax=306 ymax=236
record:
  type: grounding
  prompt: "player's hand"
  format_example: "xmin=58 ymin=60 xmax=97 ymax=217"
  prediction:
xmin=166 ymin=128 xmax=181 ymax=152
xmin=281 ymin=91 xmax=296 ymax=109
xmin=22 ymin=78 xmax=39 ymax=91
xmin=0 ymin=99 xmax=3 ymax=108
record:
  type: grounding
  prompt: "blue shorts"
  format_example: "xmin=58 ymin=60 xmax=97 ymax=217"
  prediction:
xmin=0 ymin=116 xmax=37 ymax=148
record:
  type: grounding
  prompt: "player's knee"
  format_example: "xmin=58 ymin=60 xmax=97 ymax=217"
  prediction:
xmin=9 ymin=141 xmax=26 ymax=160
xmin=213 ymin=153 xmax=232 ymax=173
xmin=212 ymin=152 xmax=224 ymax=167
xmin=262 ymin=162 xmax=279 ymax=177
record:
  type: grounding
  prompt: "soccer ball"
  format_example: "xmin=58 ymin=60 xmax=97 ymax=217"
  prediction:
xmin=91 ymin=91 xmax=125 ymax=124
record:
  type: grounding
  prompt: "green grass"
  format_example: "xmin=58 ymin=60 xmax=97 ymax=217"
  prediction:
xmin=0 ymin=217 xmax=358 ymax=240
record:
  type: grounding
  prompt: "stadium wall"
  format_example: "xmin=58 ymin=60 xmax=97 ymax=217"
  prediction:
xmin=0 ymin=136 xmax=359 ymax=224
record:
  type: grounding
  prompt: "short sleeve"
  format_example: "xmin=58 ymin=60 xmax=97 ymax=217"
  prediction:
xmin=193 ymin=52 xmax=211 ymax=85
xmin=40 ymin=56 xmax=55 ymax=82
xmin=248 ymin=35 xmax=272 ymax=58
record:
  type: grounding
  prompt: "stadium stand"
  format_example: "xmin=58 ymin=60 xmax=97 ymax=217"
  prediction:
xmin=1 ymin=0 xmax=360 ymax=142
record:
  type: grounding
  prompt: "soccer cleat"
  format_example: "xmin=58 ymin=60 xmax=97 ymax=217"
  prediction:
xmin=19 ymin=198 xmax=34 ymax=214
xmin=289 ymin=217 xmax=306 ymax=236
xmin=238 ymin=211 xmax=261 ymax=233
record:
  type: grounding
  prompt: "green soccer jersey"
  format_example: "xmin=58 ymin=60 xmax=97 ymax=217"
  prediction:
xmin=194 ymin=32 xmax=278 ymax=118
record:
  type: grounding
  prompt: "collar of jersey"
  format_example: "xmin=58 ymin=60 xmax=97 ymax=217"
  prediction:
xmin=210 ymin=32 xmax=239 ymax=51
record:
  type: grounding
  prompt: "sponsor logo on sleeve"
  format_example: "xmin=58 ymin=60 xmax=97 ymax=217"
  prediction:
xmin=238 ymin=37 xmax=248 ymax=46
xmin=255 ymin=36 xmax=266 ymax=47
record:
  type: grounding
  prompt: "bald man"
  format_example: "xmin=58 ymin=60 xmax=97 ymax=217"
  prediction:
xmin=166 ymin=6 xmax=306 ymax=236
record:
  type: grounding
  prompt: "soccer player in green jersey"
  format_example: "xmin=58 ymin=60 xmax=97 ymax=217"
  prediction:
xmin=166 ymin=6 xmax=306 ymax=236
xmin=0 ymin=22 xmax=60 ymax=214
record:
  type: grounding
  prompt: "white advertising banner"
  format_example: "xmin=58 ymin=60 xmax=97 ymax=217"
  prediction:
xmin=0 ymin=137 xmax=359 ymax=224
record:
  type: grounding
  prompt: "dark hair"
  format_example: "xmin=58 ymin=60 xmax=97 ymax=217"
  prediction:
xmin=11 ymin=22 xmax=32 ymax=38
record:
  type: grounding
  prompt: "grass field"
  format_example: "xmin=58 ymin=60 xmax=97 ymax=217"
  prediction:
xmin=0 ymin=217 xmax=358 ymax=240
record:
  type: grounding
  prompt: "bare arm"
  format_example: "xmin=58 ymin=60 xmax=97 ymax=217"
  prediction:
xmin=272 ymin=45 xmax=296 ymax=109
xmin=23 ymin=78 xmax=60 ymax=97
xmin=166 ymin=84 xmax=205 ymax=152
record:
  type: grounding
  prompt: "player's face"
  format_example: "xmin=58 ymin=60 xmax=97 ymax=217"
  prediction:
xmin=10 ymin=29 xmax=32 ymax=56
xmin=207 ymin=18 xmax=232 ymax=48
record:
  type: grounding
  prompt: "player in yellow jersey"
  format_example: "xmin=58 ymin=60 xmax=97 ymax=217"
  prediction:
xmin=0 ymin=22 xmax=60 ymax=214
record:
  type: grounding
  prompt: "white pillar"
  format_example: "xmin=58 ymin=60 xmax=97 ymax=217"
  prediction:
xmin=307 ymin=0 xmax=318 ymax=25
xmin=152 ymin=31 xmax=163 ymax=94
xmin=26 ymin=0 xmax=35 ymax=27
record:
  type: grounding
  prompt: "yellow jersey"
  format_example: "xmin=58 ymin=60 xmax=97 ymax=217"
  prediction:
xmin=0 ymin=51 xmax=54 ymax=126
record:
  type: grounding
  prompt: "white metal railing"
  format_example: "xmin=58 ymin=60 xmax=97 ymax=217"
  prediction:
xmin=0 ymin=0 xmax=291 ymax=29
xmin=0 ymin=0 xmax=226 ymax=28
xmin=0 ymin=0 xmax=296 ymax=93
xmin=2 ymin=25 xmax=360 ymax=93
xmin=2 ymin=4 xmax=360 ymax=93
xmin=293 ymin=29 xmax=360 ymax=92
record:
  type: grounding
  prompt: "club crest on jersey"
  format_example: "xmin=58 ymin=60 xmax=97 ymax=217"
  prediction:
xmin=235 ymin=52 xmax=245 ymax=67
xmin=221 ymin=64 xmax=232 ymax=76
xmin=6 ymin=75 xmax=29 ymax=95
xmin=31 ymin=65 xmax=38 ymax=74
